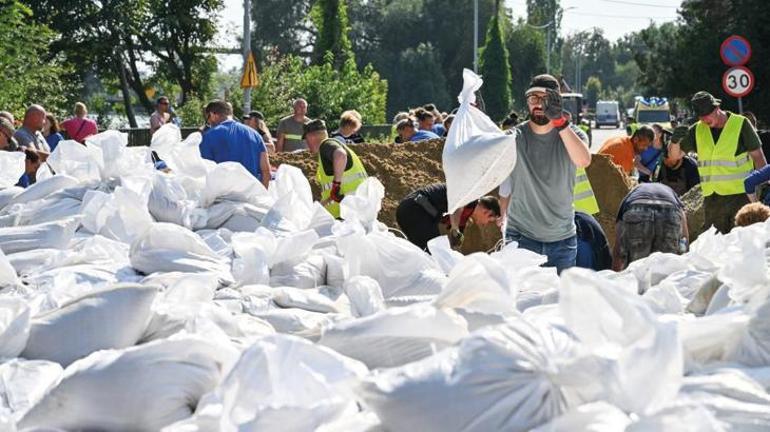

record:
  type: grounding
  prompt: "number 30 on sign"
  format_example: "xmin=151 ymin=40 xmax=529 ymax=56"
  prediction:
xmin=722 ymin=66 xmax=754 ymax=98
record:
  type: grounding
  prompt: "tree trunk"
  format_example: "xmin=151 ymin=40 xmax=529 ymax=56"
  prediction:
xmin=116 ymin=58 xmax=138 ymax=128
xmin=125 ymin=39 xmax=155 ymax=114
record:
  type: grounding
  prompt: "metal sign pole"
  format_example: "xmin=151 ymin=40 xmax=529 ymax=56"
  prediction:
xmin=243 ymin=0 xmax=252 ymax=114
xmin=738 ymin=97 xmax=743 ymax=114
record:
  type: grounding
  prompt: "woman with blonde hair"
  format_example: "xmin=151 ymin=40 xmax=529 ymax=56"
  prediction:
xmin=330 ymin=109 xmax=365 ymax=144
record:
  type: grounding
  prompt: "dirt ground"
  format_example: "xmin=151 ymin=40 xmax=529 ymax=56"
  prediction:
xmin=270 ymin=140 xmax=699 ymax=254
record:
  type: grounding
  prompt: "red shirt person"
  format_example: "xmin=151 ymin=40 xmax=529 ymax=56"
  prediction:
xmin=60 ymin=102 xmax=98 ymax=144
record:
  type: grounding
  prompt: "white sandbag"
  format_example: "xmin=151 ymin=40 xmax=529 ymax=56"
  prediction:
xmin=678 ymin=307 xmax=749 ymax=365
xmin=656 ymin=269 xmax=720 ymax=315
xmin=220 ymin=202 xmax=271 ymax=232
xmin=87 ymin=130 xmax=153 ymax=179
xmin=16 ymin=194 xmax=83 ymax=226
xmin=151 ymin=127 xmax=213 ymax=180
xmin=271 ymin=286 xmax=342 ymax=313
xmin=201 ymin=162 xmax=268 ymax=207
xmin=130 ymin=223 xmax=232 ymax=282
xmin=0 ymin=151 xmax=25 ymax=189
xmin=442 ymin=68 xmax=517 ymax=212
xmin=628 ymin=403 xmax=726 ymax=432
xmin=705 ymin=284 xmax=733 ymax=315
xmin=433 ymin=253 xmax=517 ymax=315
xmin=21 ymin=284 xmax=158 ymax=367
xmin=45 ymin=140 xmax=103 ymax=183
xmin=0 ymin=217 xmax=79 ymax=254
xmin=531 ymin=402 xmax=631 ymax=432
xmin=149 ymin=173 xmax=206 ymax=229
xmin=0 ymin=186 xmax=23 ymax=210
xmin=261 ymin=164 xmax=315 ymax=232
xmin=7 ymin=175 xmax=80 ymax=206
xmin=0 ymin=248 xmax=19 ymax=287
xmin=0 ymin=297 xmax=30 ymax=358
xmin=339 ymin=177 xmax=385 ymax=231
xmin=359 ymin=319 xmax=610 ymax=432
xmin=717 ymin=225 xmax=770 ymax=306
xmin=19 ymin=334 xmax=238 ymax=431
xmin=427 ymin=235 xmax=464 ymax=275
xmin=0 ymin=359 xmax=63 ymax=423
xmin=319 ymin=303 xmax=468 ymax=369
xmin=80 ymin=177 xmax=154 ymax=244
xmin=726 ymin=298 xmax=770 ymax=367
xmin=624 ymin=252 xmax=692 ymax=294
xmin=344 ymin=276 xmax=386 ymax=318
xmin=247 ymin=307 xmax=338 ymax=341
xmin=559 ymin=268 xmax=683 ymax=415
xmin=230 ymin=229 xmax=274 ymax=286
xmin=163 ymin=334 xmax=367 ymax=432
xmin=270 ymin=253 xmax=327 ymax=289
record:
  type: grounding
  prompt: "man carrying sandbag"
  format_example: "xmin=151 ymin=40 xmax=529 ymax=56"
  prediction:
xmin=396 ymin=183 xmax=501 ymax=251
xmin=304 ymin=119 xmax=368 ymax=218
xmin=498 ymin=74 xmax=592 ymax=273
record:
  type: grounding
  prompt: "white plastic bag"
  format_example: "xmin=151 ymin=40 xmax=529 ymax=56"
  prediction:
xmin=46 ymin=140 xmax=103 ymax=183
xmin=442 ymin=68 xmax=517 ymax=211
xmin=531 ymin=402 xmax=631 ymax=432
xmin=344 ymin=276 xmax=386 ymax=318
xmin=319 ymin=303 xmax=468 ymax=369
xmin=7 ymin=175 xmax=80 ymax=206
xmin=19 ymin=334 xmax=238 ymax=431
xmin=201 ymin=162 xmax=268 ymax=207
xmin=0 ymin=217 xmax=80 ymax=254
xmin=163 ymin=334 xmax=367 ymax=432
xmin=0 ymin=297 xmax=30 ymax=358
xmin=21 ymin=284 xmax=158 ymax=366
xmin=0 ymin=359 xmax=63 ymax=423
xmin=0 ymin=151 xmax=25 ymax=189
xmin=0 ymin=248 xmax=19 ymax=287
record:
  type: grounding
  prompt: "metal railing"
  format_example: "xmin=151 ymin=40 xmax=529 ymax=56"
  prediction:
xmin=118 ymin=124 xmax=394 ymax=147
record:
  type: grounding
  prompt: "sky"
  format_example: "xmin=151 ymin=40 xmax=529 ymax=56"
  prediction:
xmin=217 ymin=0 xmax=682 ymax=70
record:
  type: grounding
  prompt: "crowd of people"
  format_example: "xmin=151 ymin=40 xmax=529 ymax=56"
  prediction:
xmin=4 ymin=79 xmax=770 ymax=275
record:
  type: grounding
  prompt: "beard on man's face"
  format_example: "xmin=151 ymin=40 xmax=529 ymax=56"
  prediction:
xmin=529 ymin=107 xmax=549 ymax=125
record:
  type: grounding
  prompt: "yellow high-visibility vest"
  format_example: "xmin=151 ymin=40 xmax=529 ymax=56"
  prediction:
xmin=695 ymin=114 xmax=752 ymax=196
xmin=316 ymin=139 xmax=368 ymax=218
xmin=574 ymin=167 xmax=600 ymax=215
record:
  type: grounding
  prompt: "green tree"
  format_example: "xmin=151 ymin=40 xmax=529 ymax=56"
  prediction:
xmin=561 ymin=29 xmax=614 ymax=92
xmin=505 ymin=19 xmax=547 ymax=110
xmin=310 ymin=0 xmax=355 ymax=69
xmin=387 ymin=43 xmax=452 ymax=115
xmin=0 ymin=1 xmax=74 ymax=116
xmin=251 ymin=0 xmax=314 ymax=62
xmin=526 ymin=0 xmax=562 ymax=73
xmin=479 ymin=0 xmax=513 ymax=122
xmin=584 ymin=76 xmax=602 ymax=109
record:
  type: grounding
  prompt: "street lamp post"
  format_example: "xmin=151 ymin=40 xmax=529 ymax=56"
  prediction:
xmin=243 ymin=0 xmax=252 ymax=113
xmin=473 ymin=0 xmax=479 ymax=73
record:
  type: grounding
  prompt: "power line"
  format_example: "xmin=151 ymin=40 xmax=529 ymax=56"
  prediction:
xmin=565 ymin=10 xmax=678 ymax=19
xmin=599 ymin=0 xmax=679 ymax=8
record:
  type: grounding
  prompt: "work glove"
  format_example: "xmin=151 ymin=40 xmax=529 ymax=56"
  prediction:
xmin=671 ymin=125 xmax=688 ymax=144
xmin=543 ymin=89 xmax=569 ymax=130
xmin=448 ymin=228 xmax=464 ymax=250
xmin=329 ymin=181 xmax=345 ymax=203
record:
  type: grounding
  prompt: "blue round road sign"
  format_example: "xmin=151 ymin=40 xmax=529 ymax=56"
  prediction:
xmin=720 ymin=35 xmax=752 ymax=66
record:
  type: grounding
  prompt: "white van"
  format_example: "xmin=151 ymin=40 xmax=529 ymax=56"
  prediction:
xmin=595 ymin=100 xmax=621 ymax=128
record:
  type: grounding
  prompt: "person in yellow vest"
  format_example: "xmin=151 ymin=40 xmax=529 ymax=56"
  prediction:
xmin=669 ymin=91 xmax=766 ymax=233
xmin=573 ymin=167 xmax=600 ymax=215
xmin=303 ymin=119 xmax=368 ymax=218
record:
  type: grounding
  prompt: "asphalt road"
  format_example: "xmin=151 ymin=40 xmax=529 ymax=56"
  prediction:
xmin=588 ymin=125 xmax=625 ymax=153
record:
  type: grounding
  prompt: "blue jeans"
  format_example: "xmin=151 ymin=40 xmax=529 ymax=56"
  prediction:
xmin=505 ymin=230 xmax=577 ymax=274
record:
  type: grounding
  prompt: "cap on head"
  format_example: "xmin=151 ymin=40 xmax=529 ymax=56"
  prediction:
xmin=242 ymin=110 xmax=265 ymax=121
xmin=691 ymin=91 xmax=721 ymax=117
xmin=526 ymin=74 xmax=560 ymax=96
xmin=0 ymin=118 xmax=15 ymax=135
xmin=302 ymin=118 xmax=326 ymax=138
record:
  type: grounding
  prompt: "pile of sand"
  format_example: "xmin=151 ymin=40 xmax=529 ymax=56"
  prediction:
xmin=682 ymin=185 xmax=705 ymax=241
xmin=585 ymin=154 xmax=635 ymax=249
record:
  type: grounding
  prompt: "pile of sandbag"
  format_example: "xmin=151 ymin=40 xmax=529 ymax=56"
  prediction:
xmin=1 ymin=120 xmax=770 ymax=432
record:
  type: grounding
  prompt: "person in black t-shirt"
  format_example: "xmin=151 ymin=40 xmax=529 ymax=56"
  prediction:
xmin=653 ymin=142 xmax=700 ymax=196
xmin=396 ymin=184 xmax=500 ymax=251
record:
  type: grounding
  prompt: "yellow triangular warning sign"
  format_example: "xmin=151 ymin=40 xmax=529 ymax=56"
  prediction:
xmin=240 ymin=52 xmax=259 ymax=89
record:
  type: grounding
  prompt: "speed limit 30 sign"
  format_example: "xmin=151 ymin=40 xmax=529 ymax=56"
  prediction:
xmin=722 ymin=66 xmax=755 ymax=98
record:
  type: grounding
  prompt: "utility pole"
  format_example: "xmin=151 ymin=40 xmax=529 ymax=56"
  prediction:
xmin=242 ymin=0 xmax=252 ymax=113
xmin=473 ymin=0 xmax=479 ymax=73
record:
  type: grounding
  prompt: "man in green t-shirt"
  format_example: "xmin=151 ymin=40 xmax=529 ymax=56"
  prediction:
xmin=669 ymin=91 xmax=766 ymax=233
xmin=276 ymin=98 xmax=310 ymax=152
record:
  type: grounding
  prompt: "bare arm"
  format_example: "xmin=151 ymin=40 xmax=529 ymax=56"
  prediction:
xmin=275 ymin=133 xmax=285 ymax=153
xmin=560 ymin=127 xmax=591 ymax=168
xmin=332 ymin=148 xmax=348 ymax=182
xmin=750 ymin=148 xmax=767 ymax=170
xmin=259 ymin=152 xmax=271 ymax=189
xmin=449 ymin=207 xmax=465 ymax=231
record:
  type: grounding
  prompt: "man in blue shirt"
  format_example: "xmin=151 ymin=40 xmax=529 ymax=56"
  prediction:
xmin=199 ymin=100 xmax=270 ymax=188
xmin=395 ymin=119 xmax=440 ymax=143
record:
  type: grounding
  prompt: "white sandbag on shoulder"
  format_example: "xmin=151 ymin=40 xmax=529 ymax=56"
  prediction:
xmin=0 ymin=297 xmax=30 ymax=358
xmin=442 ymin=69 xmax=517 ymax=212
xmin=21 ymin=284 xmax=158 ymax=367
xmin=0 ymin=151 xmax=25 ymax=189
xmin=130 ymin=223 xmax=232 ymax=282
xmin=359 ymin=319 xmax=610 ymax=432
xmin=0 ymin=217 xmax=79 ymax=254
xmin=0 ymin=359 xmax=63 ymax=423
xmin=7 ymin=175 xmax=80 ymax=207
xmin=19 ymin=334 xmax=238 ymax=432
xmin=163 ymin=334 xmax=367 ymax=432
xmin=319 ymin=303 xmax=468 ymax=369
